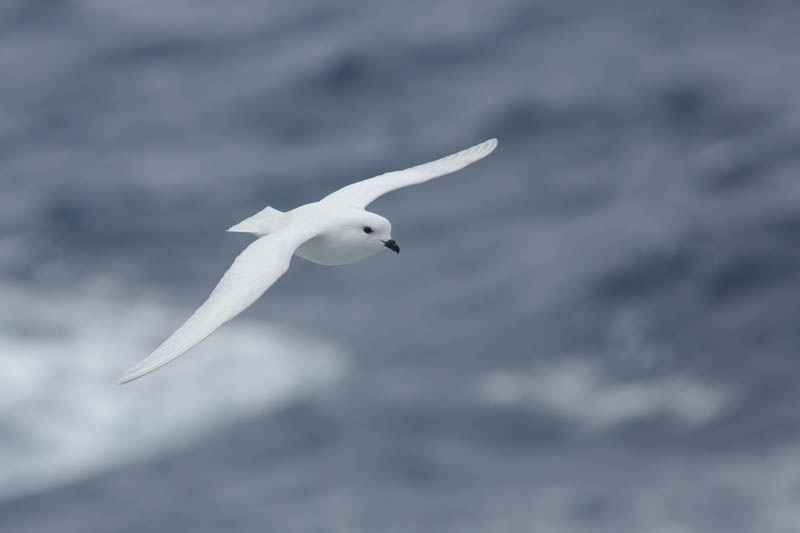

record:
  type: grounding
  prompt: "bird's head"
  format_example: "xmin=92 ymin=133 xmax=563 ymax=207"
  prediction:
xmin=356 ymin=212 xmax=398 ymax=254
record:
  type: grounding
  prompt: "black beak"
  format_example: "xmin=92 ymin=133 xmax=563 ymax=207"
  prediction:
xmin=383 ymin=239 xmax=400 ymax=254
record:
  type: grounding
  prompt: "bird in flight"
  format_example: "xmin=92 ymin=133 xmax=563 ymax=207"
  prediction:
xmin=119 ymin=138 xmax=498 ymax=383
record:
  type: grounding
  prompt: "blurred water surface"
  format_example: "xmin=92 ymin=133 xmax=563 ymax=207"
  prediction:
xmin=1 ymin=0 xmax=800 ymax=532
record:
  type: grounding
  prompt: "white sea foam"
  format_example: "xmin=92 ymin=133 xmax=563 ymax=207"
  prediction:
xmin=0 ymin=285 xmax=348 ymax=500
xmin=481 ymin=358 xmax=730 ymax=430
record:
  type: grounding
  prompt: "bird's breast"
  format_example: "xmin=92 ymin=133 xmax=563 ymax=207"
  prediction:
xmin=294 ymin=233 xmax=379 ymax=266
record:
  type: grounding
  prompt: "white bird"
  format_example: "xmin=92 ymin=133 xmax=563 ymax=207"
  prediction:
xmin=118 ymin=138 xmax=498 ymax=384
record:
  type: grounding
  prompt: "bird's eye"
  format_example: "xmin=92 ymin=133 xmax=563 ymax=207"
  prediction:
xmin=363 ymin=226 xmax=373 ymax=234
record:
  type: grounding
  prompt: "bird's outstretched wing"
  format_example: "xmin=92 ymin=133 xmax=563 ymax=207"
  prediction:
xmin=118 ymin=225 xmax=319 ymax=384
xmin=321 ymin=138 xmax=497 ymax=208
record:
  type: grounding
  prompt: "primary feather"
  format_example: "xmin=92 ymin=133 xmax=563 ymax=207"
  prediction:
xmin=118 ymin=226 xmax=318 ymax=383
xmin=322 ymin=138 xmax=497 ymax=208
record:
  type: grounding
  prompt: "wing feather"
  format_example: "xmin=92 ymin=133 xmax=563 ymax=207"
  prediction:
xmin=118 ymin=226 xmax=318 ymax=384
xmin=321 ymin=138 xmax=497 ymax=208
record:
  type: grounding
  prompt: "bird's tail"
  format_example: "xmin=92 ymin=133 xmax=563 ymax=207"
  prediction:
xmin=227 ymin=206 xmax=284 ymax=236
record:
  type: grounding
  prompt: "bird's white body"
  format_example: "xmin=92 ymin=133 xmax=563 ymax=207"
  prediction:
xmin=293 ymin=209 xmax=389 ymax=265
xmin=119 ymin=138 xmax=497 ymax=383
xmin=262 ymin=203 xmax=393 ymax=266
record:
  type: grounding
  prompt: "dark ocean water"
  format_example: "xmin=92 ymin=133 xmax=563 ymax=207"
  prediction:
xmin=1 ymin=0 xmax=800 ymax=531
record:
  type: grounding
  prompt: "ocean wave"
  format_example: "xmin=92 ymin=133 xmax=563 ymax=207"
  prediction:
xmin=0 ymin=285 xmax=349 ymax=500
xmin=480 ymin=357 xmax=731 ymax=431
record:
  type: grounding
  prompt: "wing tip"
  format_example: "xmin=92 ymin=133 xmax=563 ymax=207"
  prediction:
xmin=480 ymin=137 xmax=498 ymax=154
xmin=117 ymin=366 xmax=148 ymax=385
xmin=461 ymin=138 xmax=497 ymax=161
xmin=117 ymin=355 xmax=167 ymax=384
xmin=117 ymin=345 xmax=189 ymax=384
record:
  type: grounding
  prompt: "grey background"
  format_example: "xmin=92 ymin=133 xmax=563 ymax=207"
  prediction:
xmin=1 ymin=0 xmax=800 ymax=532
